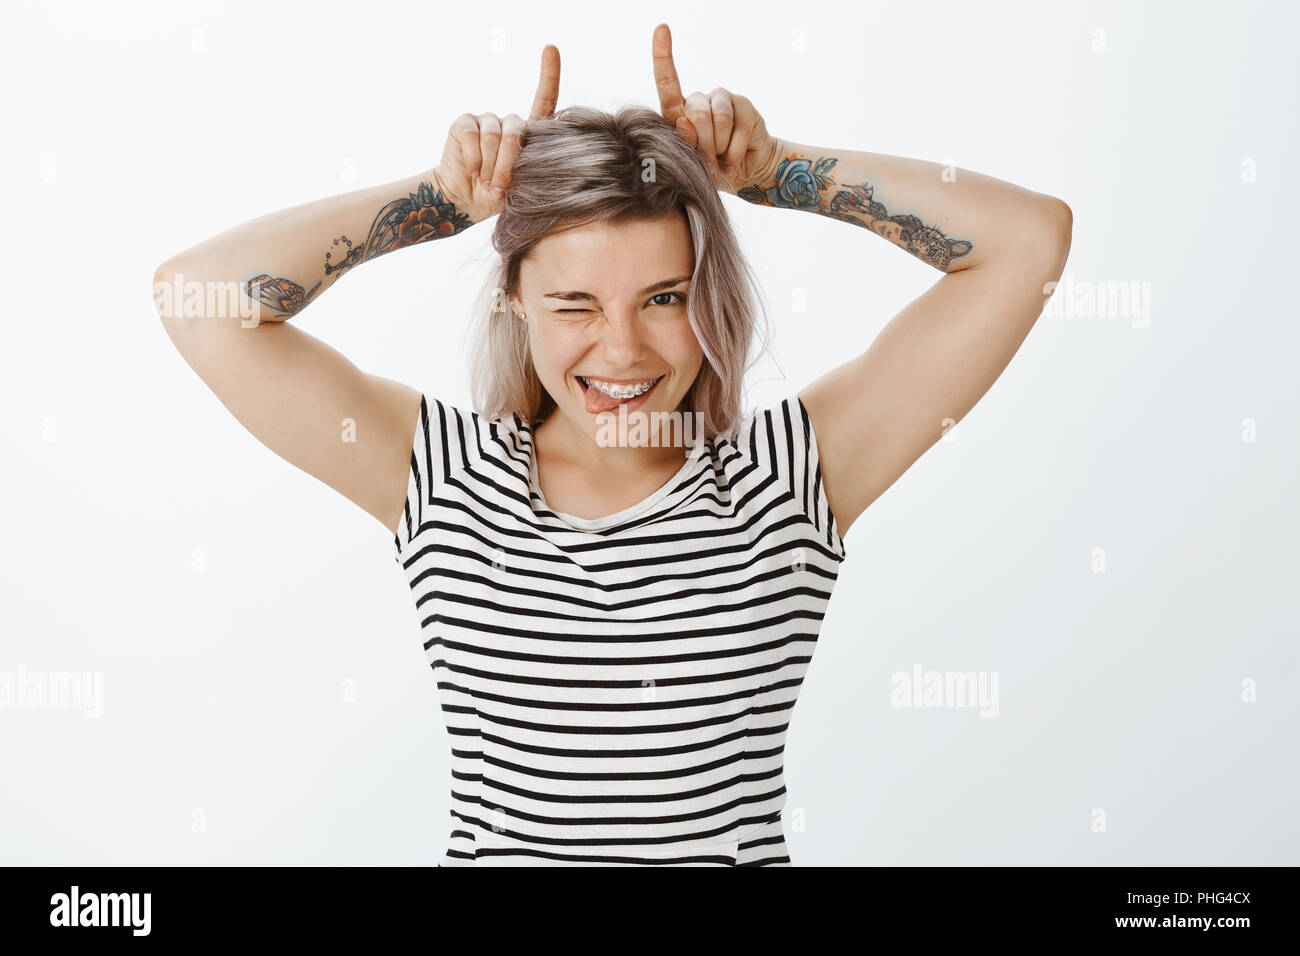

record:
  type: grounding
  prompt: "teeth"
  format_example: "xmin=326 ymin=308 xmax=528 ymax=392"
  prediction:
xmin=581 ymin=376 xmax=660 ymax=399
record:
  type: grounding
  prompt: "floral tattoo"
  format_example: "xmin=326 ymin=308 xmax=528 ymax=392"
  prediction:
xmin=244 ymin=180 xmax=471 ymax=318
xmin=739 ymin=155 xmax=973 ymax=270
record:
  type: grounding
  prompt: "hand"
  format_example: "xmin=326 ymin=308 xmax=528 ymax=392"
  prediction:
xmin=651 ymin=22 xmax=784 ymax=196
xmin=434 ymin=43 xmax=561 ymax=222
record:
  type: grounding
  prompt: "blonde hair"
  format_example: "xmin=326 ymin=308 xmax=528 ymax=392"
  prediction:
xmin=466 ymin=103 xmax=773 ymax=440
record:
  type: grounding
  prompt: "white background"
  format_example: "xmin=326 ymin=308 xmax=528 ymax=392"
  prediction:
xmin=2 ymin=0 xmax=1296 ymax=865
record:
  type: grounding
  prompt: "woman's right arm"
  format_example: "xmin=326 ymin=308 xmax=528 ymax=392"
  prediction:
xmin=151 ymin=165 xmax=481 ymax=537
xmin=153 ymin=46 xmax=556 ymax=537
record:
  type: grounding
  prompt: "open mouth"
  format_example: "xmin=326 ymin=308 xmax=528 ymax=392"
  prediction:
xmin=576 ymin=375 xmax=664 ymax=401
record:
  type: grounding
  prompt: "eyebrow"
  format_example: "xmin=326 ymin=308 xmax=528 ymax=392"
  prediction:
xmin=542 ymin=274 xmax=692 ymax=302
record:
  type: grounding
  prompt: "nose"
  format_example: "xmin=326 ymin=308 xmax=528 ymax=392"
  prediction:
xmin=594 ymin=311 xmax=648 ymax=367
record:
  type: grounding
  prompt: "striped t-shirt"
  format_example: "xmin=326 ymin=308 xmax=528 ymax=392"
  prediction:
xmin=393 ymin=391 xmax=847 ymax=866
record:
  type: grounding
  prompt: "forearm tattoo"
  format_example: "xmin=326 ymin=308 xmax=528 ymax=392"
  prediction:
xmin=739 ymin=154 xmax=974 ymax=270
xmin=245 ymin=274 xmax=323 ymax=318
xmin=243 ymin=179 xmax=471 ymax=318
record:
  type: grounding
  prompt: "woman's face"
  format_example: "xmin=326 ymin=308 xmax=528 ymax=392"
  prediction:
xmin=514 ymin=212 xmax=705 ymax=447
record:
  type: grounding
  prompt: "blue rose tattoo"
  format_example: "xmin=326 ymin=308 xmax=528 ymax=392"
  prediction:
xmin=738 ymin=151 xmax=974 ymax=270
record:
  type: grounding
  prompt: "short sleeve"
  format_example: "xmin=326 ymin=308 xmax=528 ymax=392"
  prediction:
xmin=756 ymin=393 xmax=847 ymax=561
xmin=393 ymin=393 xmax=472 ymax=560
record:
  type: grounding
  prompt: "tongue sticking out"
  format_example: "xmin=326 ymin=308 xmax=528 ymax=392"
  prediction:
xmin=585 ymin=386 xmax=620 ymax=415
xmin=583 ymin=379 xmax=652 ymax=415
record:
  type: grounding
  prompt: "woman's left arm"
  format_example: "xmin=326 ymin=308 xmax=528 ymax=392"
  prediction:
xmin=740 ymin=139 xmax=1072 ymax=537
xmin=649 ymin=23 xmax=1071 ymax=540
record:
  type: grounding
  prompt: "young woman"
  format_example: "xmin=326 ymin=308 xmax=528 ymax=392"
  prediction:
xmin=154 ymin=25 xmax=1071 ymax=866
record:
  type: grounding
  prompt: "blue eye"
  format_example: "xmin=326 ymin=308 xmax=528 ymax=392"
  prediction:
xmin=650 ymin=291 xmax=686 ymax=307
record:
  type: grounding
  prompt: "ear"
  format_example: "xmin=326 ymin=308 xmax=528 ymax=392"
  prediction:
xmin=948 ymin=238 xmax=974 ymax=260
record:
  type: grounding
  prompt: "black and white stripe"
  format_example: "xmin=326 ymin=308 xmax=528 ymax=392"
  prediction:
xmin=394 ymin=392 xmax=846 ymax=866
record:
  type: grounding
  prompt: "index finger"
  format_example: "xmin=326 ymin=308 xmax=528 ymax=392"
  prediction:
xmin=528 ymin=44 xmax=561 ymax=120
xmin=651 ymin=23 xmax=685 ymax=120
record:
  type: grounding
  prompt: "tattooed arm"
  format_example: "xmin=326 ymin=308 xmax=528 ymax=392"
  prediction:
xmin=148 ymin=166 xmax=473 ymax=538
xmin=151 ymin=45 xmax=559 ymax=538
xmin=157 ymin=168 xmax=475 ymax=325
xmin=741 ymin=140 xmax=1072 ymax=536
xmin=738 ymin=138 xmax=1058 ymax=272
xmin=648 ymin=25 xmax=1069 ymax=541
xmin=151 ymin=166 xmax=477 ymax=532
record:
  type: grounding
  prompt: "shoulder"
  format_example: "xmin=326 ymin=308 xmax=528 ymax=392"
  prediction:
xmin=720 ymin=392 xmax=811 ymax=464
xmin=405 ymin=392 xmax=529 ymax=484
xmin=393 ymin=392 xmax=530 ymax=556
xmin=727 ymin=390 xmax=847 ymax=558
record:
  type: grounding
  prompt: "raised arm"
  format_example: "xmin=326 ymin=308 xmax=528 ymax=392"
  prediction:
xmin=153 ymin=45 xmax=560 ymax=536
xmin=153 ymin=167 xmax=476 ymax=534
xmin=649 ymin=23 xmax=1072 ymax=540
xmin=740 ymin=141 xmax=1071 ymax=536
